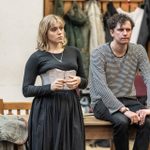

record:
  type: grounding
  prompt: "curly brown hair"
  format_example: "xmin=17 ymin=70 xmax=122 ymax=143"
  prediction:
xmin=107 ymin=13 xmax=135 ymax=30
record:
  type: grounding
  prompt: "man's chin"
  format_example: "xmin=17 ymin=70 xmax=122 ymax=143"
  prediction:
xmin=121 ymin=40 xmax=130 ymax=44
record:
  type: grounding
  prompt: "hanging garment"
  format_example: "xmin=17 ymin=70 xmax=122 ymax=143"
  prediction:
xmin=144 ymin=0 xmax=150 ymax=30
xmin=85 ymin=0 xmax=105 ymax=54
xmin=117 ymin=7 xmax=144 ymax=44
xmin=64 ymin=2 xmax=90 ymax=77
xmin=103 ymin=2 xmax=118 ymax=42
xmin=138 ymin=0 xmax=150 ymax=48
xmin=54 ymin=0 xmax=64 ymax=16
xmin=64 ymin=1 xmax=87 ymax=49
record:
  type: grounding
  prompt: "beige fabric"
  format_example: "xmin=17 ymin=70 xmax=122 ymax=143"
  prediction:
xmin=41 ymin=68 xmax=76 ymax=90
xmin=0 ymin=115 xmax=28 ymax=150
xmin=0 ymin=115 xmax=28 ymax=144
xmin=85 ymin=0 xmax=105 ymax=54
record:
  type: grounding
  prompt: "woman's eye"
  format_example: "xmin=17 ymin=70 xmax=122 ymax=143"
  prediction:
xmin=49 ymin=27 xmax=64 ymax=32
xmin=59 ymin=27 xmax=63 ymax=30
xmin=49 ymin=27 xmax=57 ymax=32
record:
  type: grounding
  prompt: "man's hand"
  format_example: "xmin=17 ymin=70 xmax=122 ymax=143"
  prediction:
xmin=124 ymin=110 xmax=141 ymax=124
xmin=136 ymin=109 xmax=150 ymax=125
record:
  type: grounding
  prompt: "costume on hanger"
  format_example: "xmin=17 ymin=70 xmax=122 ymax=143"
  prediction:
xmin=54 ymin=0 xmax=64 ymax=16
xmin=144 ymin=0 xmax=150 ymax=30
xmin=64 ymin=2 xmax=87 ymax=49
xmin=64 ymin=2 xmax=90 ymax=77
xmin=138 ymin=0 xmax=150 ymax=48
xmin=23 ymin=46 xmax=87 ymax=150
xmin=103 ymin=2 xmax=118 ymax=42
xmin=84 ymin=0 xmax=105 ymax=54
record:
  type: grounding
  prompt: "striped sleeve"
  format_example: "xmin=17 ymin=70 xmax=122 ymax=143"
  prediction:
xmin=137 ymin=45 xmax=150 ymax=107
xmin=89 ymin=48 xmax=124 ymax=114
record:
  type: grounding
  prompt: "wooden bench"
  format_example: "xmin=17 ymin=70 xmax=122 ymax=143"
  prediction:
xmin=84 ymin=115 xmax=132 ymax=150
xmin=0 ymin=99 xmax=150 ymax=150
xmin=0 ymin=99 xmax=31 ymax=115
xmin=84 ymin=114 xmax=150 ymax=150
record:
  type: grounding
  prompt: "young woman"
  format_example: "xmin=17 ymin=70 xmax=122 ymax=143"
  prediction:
xmin=22 ymin=14 xmax=87 ymax=150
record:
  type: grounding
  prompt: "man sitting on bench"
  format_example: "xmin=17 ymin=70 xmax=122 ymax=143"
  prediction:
xmin=89 ymin=13 xmax=150 ymax=150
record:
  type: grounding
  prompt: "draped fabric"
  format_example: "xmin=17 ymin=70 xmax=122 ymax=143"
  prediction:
xmin=137 ymin=0 xmax=150 ymax=48
xmin=64 ymin=1 xmax=87 ymax=49
xmin=103 ymin=2 xmax=118 ymax=42
xmin=84 ymin=0 xmax=105 ymax=54
xmin=0 ymin=115 xmax=28 ymax=144
xmin=0 ymin=115 xmax=28 ymax=150
xmin=54 ymin=0 xmax=64 ymax=16
xmin=64 ymin=1 xmax=90 ymax=77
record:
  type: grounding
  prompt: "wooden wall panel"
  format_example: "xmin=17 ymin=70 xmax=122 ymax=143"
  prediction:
xmin=44 ymin=0 xmax=144 ymax=16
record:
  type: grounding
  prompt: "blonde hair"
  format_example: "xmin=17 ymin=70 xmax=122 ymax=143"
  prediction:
xmin=37 ymin=14 xmax=67 ymax=51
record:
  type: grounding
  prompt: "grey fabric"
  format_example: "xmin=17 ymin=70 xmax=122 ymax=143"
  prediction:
xmin=0 ymin=115 xmax=28 ymax=145
xmin=0 ymin=141 xmax=26 ymax=150
xmin=40 ymin=68 xmax=76 ymax=90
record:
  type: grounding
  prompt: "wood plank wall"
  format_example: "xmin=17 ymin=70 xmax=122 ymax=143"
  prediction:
xmin=44 ymin=0 xmax=144 ymax=15
xmin=44 ymin=0 xmax=150 ymax=58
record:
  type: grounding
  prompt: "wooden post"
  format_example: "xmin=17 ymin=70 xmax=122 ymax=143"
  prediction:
xmin=0 ymin=99 xmax=4 ymax=114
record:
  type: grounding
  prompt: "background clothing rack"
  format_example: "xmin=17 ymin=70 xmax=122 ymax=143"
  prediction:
xmin=44 ymin=0 xmax=150 ymax=58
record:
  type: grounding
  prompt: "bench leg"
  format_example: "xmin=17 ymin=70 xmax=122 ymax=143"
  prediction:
xmin=110 ymin=140 xmax=150 ymax=150
xmin=148 ymin=143 xmax=150 ymax=150
xmin=110 ymin=140 xmax=115 ymax=150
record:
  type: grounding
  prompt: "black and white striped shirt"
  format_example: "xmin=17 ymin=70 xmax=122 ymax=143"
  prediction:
xmin=89 ymin=43 xmax=150 ymax=113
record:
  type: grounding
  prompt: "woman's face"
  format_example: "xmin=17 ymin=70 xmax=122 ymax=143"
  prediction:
xmin=47 ymin=22 xmax=65 ymax=45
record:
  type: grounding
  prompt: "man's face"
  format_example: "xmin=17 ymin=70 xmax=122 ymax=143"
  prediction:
xmin=110 ymin=21 xmax=132 ymax=44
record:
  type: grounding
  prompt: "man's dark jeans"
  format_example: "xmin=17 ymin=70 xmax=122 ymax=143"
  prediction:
xmin=93 ymin=98 xmax=150 ymax=150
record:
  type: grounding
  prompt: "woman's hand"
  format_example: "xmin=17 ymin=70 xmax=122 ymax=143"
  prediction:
xmin=51 ymin=79 xmax=65 ymax=91
xmin=65 ymin=75 xmax=81 ymax=90
xmin=136 ymin=109 xmax=150 ymax=125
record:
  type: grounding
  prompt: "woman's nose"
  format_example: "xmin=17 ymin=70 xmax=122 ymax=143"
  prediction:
xmin=57 ymin=28 xmax=63 ymax=33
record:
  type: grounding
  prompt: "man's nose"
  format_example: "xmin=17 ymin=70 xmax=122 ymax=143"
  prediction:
xmin=123 ymin=29 xmax=127 ymax=35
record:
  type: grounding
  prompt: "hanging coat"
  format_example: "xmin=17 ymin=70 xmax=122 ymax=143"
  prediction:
xmin=85 ymin=0 xmax=105 ymax=54
xmin=137 ymin=0 xmax=150 ymax=48
xmin=64 ymin=1 xmax=87 ymax=48
xmin=103 ymin=2 xmax=118 ymax=42
xmin=64 ymin=1 xmax=90 ymax=77
xmin=54 ymin=0 xmax=64 ymax=16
